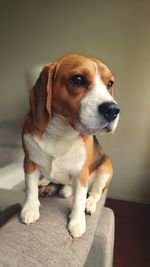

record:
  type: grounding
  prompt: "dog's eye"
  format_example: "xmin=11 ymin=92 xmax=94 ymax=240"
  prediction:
xmin=69 ymin=75 xmax=87 ymax=87
xmin=107 ymin=80 xmax=114 ymax=89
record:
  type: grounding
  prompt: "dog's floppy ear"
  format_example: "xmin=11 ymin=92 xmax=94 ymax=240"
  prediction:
xmin=29 ymin=64 xmax=56 ymax=132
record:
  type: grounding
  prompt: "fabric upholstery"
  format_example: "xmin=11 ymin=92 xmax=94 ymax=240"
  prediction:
xmin=0 ymin=204 xmax=21 ymax=228
xmin=0 ymin=189 xmax=24 ymax=211
xmin=0 ymin=189 xmax=24 ymax=227
xmin=84 ymin=208 xmax=114 ymax=267
xmin=0 ymin=191 xmax=107 ymax=267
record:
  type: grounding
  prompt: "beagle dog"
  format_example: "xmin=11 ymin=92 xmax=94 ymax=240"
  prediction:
xmin=21 ymin=54 xmax=120 ymax=238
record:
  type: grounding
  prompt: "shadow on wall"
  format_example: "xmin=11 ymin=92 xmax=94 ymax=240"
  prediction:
xmin=140 ymin=127 xmax=150 ymax=203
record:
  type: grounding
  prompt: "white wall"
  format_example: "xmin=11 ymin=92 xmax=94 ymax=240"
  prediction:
xmin=0 ymin=0 xmax=150 ymax=203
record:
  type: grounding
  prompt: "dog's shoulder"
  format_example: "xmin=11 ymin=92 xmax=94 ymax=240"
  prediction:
xmin=85 ymin=135 xmax=110 ymax=174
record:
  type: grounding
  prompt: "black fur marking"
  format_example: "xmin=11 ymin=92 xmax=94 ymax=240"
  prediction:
xmin=89 ymin=135 xmax=105 ymax=174
xmin=89 ymin=153 xmax=105 ymax=174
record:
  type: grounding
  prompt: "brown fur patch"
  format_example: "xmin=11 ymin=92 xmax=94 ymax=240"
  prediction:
xmin=80 ymin=134 xmax=113 ymax=191
xmin=51 ymin=56 xmax=97 ymax=128
xmin=79 ymin=164 xmax=89 ymax=187
xmin=96 ymin=155 xmax=113 ymax=192
xmin=79 ymin=135 xmax=104 ymax=187
xmin=29 ymin=64 xmax=56 ymax=132
xmin=90 ymin=57 xmax=114 ymax=96
xmin=24 ymin=158 xmax=36 ymax=175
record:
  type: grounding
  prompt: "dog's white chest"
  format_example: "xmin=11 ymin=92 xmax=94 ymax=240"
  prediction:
xmin=24 ymin=116 xmax=86 ymax=184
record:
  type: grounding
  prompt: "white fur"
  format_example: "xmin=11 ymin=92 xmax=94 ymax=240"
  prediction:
xmin=109 ymin=114 xmax=120 ymax=133
xmin=68 ymin=179 xmax=87 ymax=238
xmin=58 ymin=184 xmax=73 ymax=198
xmin=22 ymin=115 xmax=86 ymax=233
xmin=38 ymin=177 xmax=50 ymax=186
xmin=24 ymin=115 xmax=86 ymax=184
xmin=77 ymin=66 xmax=118 ymax=134
xmin=21 ymin=169 xmax=40 ymax=224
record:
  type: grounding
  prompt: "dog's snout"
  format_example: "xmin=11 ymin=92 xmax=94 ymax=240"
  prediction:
xmin=98 ymin=102 xmax=120 ymax=122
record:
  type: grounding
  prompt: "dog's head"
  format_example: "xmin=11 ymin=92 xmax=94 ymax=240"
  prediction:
xmin=29 ymin=54 xmax=120 ymax=134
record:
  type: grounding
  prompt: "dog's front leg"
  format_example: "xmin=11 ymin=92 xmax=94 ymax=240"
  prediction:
xmin=68 ymin=170 xmax=88 ymax=238
xmin=21 ymin=161 xmax=41 ymax=224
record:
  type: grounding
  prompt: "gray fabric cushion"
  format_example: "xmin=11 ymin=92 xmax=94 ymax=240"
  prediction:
xmin=0 ymin=204 xmax=21 ymax=228
xmin=0 ymin=189 xmax=24 ymax=211
xmin=84 ymin=207 xmax=115 ymax=267
xmin=0 ymin=189 xmax=24 ymax=227
xmin=0 ymin=191 xmax=107 ymax=267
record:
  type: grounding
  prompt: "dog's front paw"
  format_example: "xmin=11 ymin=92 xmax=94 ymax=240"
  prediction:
xmin=68 ymin=216 xmax=86 ymax=238
xmin=85 ymin=196 xmax=97 ymax=215
xmin=20 ymin=201 xmax=40 ymax=225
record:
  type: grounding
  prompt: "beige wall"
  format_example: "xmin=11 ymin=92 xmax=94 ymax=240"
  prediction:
xmin=0 ymin=0 xmax=150 ymax=203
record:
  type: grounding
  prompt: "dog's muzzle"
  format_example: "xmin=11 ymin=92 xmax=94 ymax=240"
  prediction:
xmin=98 ymin=102 xmax=120 ymax=123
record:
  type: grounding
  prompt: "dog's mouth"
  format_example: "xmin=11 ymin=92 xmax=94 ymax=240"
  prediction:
xmin=76 ymin=116 xmax=119 ymax=135
xmin=75 ymin=121 xmax=110 ymax=135
xmin=102 ymin=124 xmax=112 ymax=133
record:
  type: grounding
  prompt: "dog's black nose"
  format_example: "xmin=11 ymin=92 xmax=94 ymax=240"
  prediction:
xmin=98 ymin=102 xmax=120 ymax=122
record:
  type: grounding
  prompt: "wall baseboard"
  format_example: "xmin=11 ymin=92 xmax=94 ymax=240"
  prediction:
xmin=108 ymin=192 xmax=150 ymax=205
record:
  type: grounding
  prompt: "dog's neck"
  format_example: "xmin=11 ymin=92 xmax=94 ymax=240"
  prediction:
xmin=45 ymin=114 xmax=79 ymax=140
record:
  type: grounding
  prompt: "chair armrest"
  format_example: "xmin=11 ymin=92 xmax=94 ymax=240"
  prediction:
xmin=84 ymin=207 xmax=115 ymax=267
xmin=0 ymin=192 xmax=107 ymax=267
